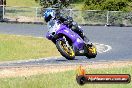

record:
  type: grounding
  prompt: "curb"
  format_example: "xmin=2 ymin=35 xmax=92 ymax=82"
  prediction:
xmin=0 ymin=21 xmax=44 ymax=25
xmin=1 ymin=21 xmax=132 ymax=27
xmin=0 ymin=56 xmax=62 ymax=65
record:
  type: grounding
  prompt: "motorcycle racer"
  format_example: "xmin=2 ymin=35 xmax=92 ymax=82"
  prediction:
xmin=43 ymin=8 xmax=90 ymax=44
xmin=44 ymin=8 xmax=97 ymax=60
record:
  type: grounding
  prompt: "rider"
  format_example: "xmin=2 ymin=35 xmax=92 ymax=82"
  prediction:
xmin=43 ymin=8 xmax=90 ymax=44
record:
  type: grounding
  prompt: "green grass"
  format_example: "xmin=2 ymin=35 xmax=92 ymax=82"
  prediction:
xmin=71 ymin=4 xmax=84 ymax=10
xmin=0 ymin=66 xmax=132 ymax=88
xmin=0 ymin=34 xmax=60 ymax=61
xmin=7 ymin=0 xmax=40 ymax=7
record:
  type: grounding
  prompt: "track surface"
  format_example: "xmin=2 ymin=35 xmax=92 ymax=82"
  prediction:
xmin=0 ymin=23 xmax=132 ymax=66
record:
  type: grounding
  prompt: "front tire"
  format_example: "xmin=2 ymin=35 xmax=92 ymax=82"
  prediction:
xmin=56 ymin=39 xmax=75 ymax=60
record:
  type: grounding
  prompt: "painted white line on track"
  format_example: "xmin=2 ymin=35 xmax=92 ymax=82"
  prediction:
xmin=103 ymin=45 xmax=112 ymax=53
xmin=94 ymin=43 xmax=112 ymax=53
xmin=12 ymin=35 xmax=44 ymax=39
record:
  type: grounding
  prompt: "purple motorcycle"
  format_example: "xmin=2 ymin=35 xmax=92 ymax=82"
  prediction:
xmin=46 ymin=20 xmax=97 ymax=60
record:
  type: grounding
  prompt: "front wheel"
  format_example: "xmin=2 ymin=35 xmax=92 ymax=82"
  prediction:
xmin=56 ymin=39 xmax=75 ymax=60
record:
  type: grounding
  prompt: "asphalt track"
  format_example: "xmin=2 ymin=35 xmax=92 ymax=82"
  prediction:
xmin=0 ymin=23 xmax=132 ymax=67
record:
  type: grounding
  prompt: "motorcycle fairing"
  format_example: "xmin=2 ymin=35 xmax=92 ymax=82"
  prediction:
xmin=46 ymin=20 xmax=85 ymax=50
xmin=56 ymin=25 xmax=85 ymax=50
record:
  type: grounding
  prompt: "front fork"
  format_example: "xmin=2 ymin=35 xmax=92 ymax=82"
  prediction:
xmin=63 ymin=36 xmax=71 ymax=48
xmin=55 ymin=36 xmax=73 ymax=51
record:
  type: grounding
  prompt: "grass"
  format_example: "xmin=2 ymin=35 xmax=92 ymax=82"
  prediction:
xmin=0 ymin=66 xmax=131 ymax=88
xmin=7 ymin=0 xmax=40 ymax=7
xmin=0 ymin=34 xmax=60 ymax=61
xmin=71 ymin=4 xmax=84 ymax=10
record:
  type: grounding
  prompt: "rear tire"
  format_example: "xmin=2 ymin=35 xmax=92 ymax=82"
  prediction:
xmin=85 ymin=44 xmax=97 ymax=59
xmin=56 ymin=40 xmax=75 ymax=60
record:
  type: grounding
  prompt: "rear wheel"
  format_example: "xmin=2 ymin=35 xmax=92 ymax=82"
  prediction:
xmin=56 ymin=39 xmax=75 ymax=60
xmin=86 ymin=44 xmax=97 ymax=59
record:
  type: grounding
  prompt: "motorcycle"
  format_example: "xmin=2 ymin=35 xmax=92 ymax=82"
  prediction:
xmin=46 ymin=19 xmax=97 ymax=60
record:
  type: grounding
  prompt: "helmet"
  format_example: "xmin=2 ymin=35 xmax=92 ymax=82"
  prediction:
xmin=43 ymin=9 xmax=55 ymax=22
